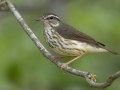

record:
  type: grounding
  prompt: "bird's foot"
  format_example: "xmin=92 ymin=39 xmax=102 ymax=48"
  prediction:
xmin=60 ymin=63 xmax=69 ymax=69
xmin=60 ymin=56 xmax=81 ymax=69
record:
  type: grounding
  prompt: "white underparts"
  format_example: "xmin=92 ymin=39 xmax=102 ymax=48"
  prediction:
xmin=43 ymin=23 xmax=108 ymax=56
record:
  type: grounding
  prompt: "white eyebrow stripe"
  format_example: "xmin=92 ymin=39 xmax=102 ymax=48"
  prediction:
xmin=46 ymin=15 xmax=59 ymax=19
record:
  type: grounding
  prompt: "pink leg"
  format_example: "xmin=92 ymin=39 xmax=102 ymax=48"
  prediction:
xmin=60 ymin=56 xmax=81 ymax=69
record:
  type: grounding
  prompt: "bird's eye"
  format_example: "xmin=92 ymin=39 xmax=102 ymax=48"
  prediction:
xmin=49 ymin=16 xmax=54 ymax=20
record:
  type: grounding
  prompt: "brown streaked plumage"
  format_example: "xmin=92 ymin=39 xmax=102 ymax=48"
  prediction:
xmin=36 ymin=13 xmax=119 ymax=68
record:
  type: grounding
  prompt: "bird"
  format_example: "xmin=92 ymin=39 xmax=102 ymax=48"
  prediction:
xmin=36 ymin=13 xmax=119 ymax=68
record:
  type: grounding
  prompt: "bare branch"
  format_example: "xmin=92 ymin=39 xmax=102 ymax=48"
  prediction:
xmin=1 ymin=0 xmax=120 ymax=89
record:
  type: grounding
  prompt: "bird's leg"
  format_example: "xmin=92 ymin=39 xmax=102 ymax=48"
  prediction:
xmin=61 ymin=56 xmax=81 ymax=69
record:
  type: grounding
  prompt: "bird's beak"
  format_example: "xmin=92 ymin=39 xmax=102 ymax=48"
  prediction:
xmin=36 ymin=17 xmax=44 ymax=22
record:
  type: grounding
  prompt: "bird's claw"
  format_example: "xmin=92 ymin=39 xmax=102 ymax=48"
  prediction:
xmin=60 ymin=63 xmax=68 ymax=69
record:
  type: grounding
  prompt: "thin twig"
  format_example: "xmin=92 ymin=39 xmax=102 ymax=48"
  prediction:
xmin=1 ymin=0 xmax=120 ymax=89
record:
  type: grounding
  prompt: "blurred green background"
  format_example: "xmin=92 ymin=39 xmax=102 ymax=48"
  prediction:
xmin=0 ymin=0 xmax=120 ymax=90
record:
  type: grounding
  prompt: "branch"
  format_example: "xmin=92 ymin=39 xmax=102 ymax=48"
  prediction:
xmin=1 ymin=0 xmax=120 ymax=89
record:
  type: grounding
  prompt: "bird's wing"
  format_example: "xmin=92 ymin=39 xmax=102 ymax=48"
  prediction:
xmin=55 ymin=23 xmax=105 ymax=47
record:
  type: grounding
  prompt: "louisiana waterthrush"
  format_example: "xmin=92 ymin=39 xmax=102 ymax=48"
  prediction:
xmin=36 ymin=13 xmax=119 ymax=68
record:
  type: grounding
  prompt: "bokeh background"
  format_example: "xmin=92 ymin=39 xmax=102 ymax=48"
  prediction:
xmin=0 ymin=0 xmax=120 ymax=90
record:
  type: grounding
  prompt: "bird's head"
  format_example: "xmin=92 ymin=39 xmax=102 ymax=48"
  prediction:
xmin=36 ymin=13 xmax=60 ymax=27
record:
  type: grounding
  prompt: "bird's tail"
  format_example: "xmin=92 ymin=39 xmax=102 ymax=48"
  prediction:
xmin=106 ymin=49 xmax=120 ymax=55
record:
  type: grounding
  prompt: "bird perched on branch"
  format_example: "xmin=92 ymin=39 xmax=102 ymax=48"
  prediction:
xmin=36 ymin=13 xmax=119 ymax=68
